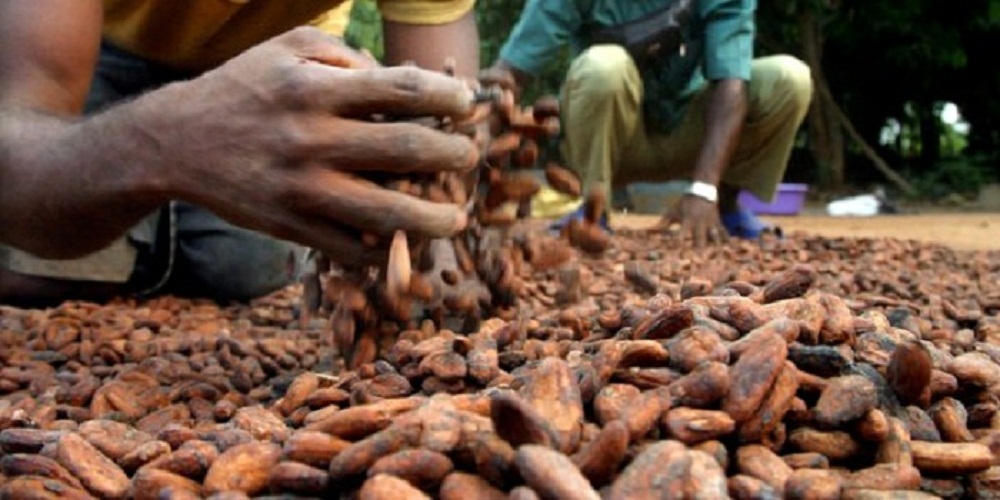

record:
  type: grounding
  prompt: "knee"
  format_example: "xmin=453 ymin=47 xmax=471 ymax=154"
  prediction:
xmin=567 ymin=45 xmax=636 ymax=98
xmin=182 ymin=234 xmax=305 ymax=302
xmin=769 ymin=55 xmax=814 ymax=112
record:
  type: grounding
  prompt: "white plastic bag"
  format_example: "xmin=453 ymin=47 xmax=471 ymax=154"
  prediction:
xmin=826 ymin=194 xmax=881 ymax=217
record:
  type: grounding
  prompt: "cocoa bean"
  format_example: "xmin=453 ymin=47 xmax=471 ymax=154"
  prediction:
xmin=789 ymin=427 xmax=863 ymax=462
xmin=784 ymin=468 xmax=843 ymax=500
xmin=910 ymin=441 xmax=992 ymax=475
xmin=368 ymin=449 xmax=453 ymax=490
xmin=0 ymin=475 xmax=94 ymax=500
xmin=736 ymin=444 xmax=793 ymax=492
xmin=571 ymin=419 xmax=628 ymax=487
xmin=607 ymin=440 xmax=686 ymax=499
xmin=723 ymin=333 xmax=787 ymax=423
xmin=55 ymin=432 xmax=130 ymax=500
xmin=202 ymin=441 xmax=281 ymax=496
xmin=663 ymin=407 xmax=735 ymax=445
xmin=814 ymin=375 xmax=878 ymax=428
xmin=282 ymin=430 xmax=350 ymax=469
xmin=328 ymin=420 xmax=421 ymax=481
xmin=519 ymin=358 xmax=583 ymax=454
xmin=489 ymin=392 xmax=557 ymax=448
xmin=515 ymin=444 xmax=600 ymax=500
xmin=358 ymin=474 xmax=431 ymax=500
xmin=268 ymin=461 xmax=329 ymax=495
xmin=131 ymin=468 xmax=202 ymax=500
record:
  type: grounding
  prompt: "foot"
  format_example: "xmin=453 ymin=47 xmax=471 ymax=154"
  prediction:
xmin=548 ymin=205 xmax=612 ymax=234
xmin=720 ymin=207 xmax=782 ymax=239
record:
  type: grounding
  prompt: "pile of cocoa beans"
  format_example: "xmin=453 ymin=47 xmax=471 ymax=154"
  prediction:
xmin=300 ymin=75 xmax=610 ymax=371
xmin=1 ymin=228 xmax=999 ymax=499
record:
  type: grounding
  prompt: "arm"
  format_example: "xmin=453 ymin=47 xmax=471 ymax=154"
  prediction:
xmin=660 ymin=0 xmax=754 ymax=245
xmin=485 ymin=0 xmax=582 ymax=95
xmin=382 ymin=8 xmax=480 ymax=80
xmin=691 ymin=0 xmax=754 ymax=189
xmin=690 ymin=79 xmax=747 ymax=188
xmin=0 ymin=0 xmax=168 ymax=258
xmin=1 ymin=1 xmax=479 ymax=265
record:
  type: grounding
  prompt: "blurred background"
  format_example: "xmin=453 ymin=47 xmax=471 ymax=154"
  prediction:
xmin=343 ymin=0 xmax=1000 ymax=210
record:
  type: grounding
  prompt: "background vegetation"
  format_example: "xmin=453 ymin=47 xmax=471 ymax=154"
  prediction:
xmin=345 ymin=0 xmax=1000 ymax=202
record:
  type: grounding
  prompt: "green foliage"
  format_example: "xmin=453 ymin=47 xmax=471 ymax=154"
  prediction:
xmin=475 ymin=0 xmax=570 ymax=103
xmin=908 ymin=157 xmax=996 ymax=199
xmin=344 ymin=0 xmax=384 ymax=60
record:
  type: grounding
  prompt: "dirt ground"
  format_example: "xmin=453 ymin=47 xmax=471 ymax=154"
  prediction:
xmin=611 ymin=211 xmax=1000 ymax=252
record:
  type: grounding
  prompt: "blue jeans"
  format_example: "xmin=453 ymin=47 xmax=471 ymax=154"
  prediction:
xmin=91 ymin=42 xmax=306 ymax=302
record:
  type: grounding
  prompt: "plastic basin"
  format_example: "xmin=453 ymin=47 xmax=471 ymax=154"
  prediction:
xmin=738 ymin=183 xmax=809 ymax=216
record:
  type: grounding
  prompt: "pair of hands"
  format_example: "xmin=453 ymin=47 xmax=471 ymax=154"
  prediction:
xmin=154 ymin=28 xmax=499 ymax=266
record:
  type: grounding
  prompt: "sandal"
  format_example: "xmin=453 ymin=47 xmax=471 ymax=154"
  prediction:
xmin=548 ymin=206 xmax=613 ymax=235
xmin=721 ymin=208 xmax=783 ymax=239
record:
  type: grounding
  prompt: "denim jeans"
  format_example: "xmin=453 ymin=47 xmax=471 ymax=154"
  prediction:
xmin=1 ymin=41 xmax=306 ymax=303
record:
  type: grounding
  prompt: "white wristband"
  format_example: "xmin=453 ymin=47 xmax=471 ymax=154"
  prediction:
xmin=685 ymin=181 xmax=718 ymax=203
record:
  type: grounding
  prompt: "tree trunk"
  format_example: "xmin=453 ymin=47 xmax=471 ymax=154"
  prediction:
xmin=798 ymin=9 xmax=845 ymax=188
xmin=918 ymin=101 xmax=941 ymax=167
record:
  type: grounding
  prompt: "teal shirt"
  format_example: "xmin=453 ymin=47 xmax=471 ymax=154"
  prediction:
xmin=499 ymin=0 xmax=756 ymax=133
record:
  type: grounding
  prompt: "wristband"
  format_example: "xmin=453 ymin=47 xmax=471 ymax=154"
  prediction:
xmin=685 ymin=181 xmax=718 ymax=203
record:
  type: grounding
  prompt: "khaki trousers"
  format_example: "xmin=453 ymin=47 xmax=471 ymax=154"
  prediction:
xmin=548 ymin=45 xmax=812 ymax=214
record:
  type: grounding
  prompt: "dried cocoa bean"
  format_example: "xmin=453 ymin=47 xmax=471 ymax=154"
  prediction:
xmin=736 ymin=444 xmax=793 ymax=492
xmin=368 ymin=449 xmax=454 ymax=490
xmin=814 ymin=375 xmax=878 ymax=428
xmin=268 ymin=461 xmax=329 ymax=495
xmin=202 ymin=441 xmax=281 ymax=496
xmin=571 ymin=419 xmax=629 ymax=487
xmin=663 ymin=407 xmax=735 ymax=445
xmin=439 ymin=472 xmax=507 ymax=500
xmin=909 ymin=441 xmax=992 ymax=475
xmin=55 ymin=432 xmax=130 ymax=500
xmin=515 ymin=444 xmax=600 ymax=500
xmin=784 ymin=468 xmax=843 ymax=500
xmin=282 ymin=430 xmax=350 ymax=469
xmin=131 ymin=467 xmax=202 ymax=500
xmin=358 ymin=473 xmax=431 ymax=500
xmin=723 ymin=332 xmax=787 ymax=423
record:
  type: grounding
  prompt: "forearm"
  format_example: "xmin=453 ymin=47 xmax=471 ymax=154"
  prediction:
xmin=382 ymin=10 xmax=479 ymax=79
xmin=0 ymin=103 xmax=170 ymax=259
xmin=691 ymin=78 xmax=747 ymax=186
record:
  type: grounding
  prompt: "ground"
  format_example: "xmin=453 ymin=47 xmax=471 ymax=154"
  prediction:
xmin=610 ymin=210 xmax=1000 ymax=252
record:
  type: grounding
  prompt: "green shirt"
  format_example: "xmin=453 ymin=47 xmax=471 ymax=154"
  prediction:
xmin=499 ymin=0 xmax=756 ymax=133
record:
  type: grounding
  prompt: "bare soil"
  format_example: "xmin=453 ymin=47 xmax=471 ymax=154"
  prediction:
xmin=611 ymin=212 xmax=1000 ymax=252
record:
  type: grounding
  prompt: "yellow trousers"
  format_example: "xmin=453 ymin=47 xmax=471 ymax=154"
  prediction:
xmin=534 ymin=45 xmax=813 ymax=218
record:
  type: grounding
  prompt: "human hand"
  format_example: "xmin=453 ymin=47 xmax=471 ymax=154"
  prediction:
xmin=652 ymin=195 xmax=729 ymax=248
xmin=479 ymin=64 xmax=519 ymax=94
xmin=146 ymin=28 xmax=479 ymax=265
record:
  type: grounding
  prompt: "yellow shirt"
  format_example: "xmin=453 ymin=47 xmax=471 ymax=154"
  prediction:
xmin=101 ymin=0 xmax=474 ymax=72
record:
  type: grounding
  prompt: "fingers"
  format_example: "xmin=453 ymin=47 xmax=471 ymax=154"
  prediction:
xmin=238 ymin=208 xmax=385 ymax=268
xmin=288 ymin=217 xmax=387 ymax=268
xmin=693 ymin=223 xmax=708 ymax=249
xmin=479 ymin=67 xmax=517 ymax=91
xmin=289 ymin=117 xmax=478 ymax=174
xmin=279 ymin=27 xmax=379 ymax=70
xmin=293 ymin=166 xmax=468 ymax=239
xmin=308 ymin=65 xmax=475 ymax=120
xmin=711 ymin=225 xmax=730 ymax=245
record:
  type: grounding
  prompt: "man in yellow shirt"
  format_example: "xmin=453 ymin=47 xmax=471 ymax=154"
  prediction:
xmin=0 ymin=0 xmax=481 ymax=306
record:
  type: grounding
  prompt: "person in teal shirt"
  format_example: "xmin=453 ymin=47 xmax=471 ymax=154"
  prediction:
xmin=483 ymin=0 xmax=813 ymax=247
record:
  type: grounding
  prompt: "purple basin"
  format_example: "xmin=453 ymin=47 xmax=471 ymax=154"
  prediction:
xmin=738 ymin=183 xmax=809 ymax=216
